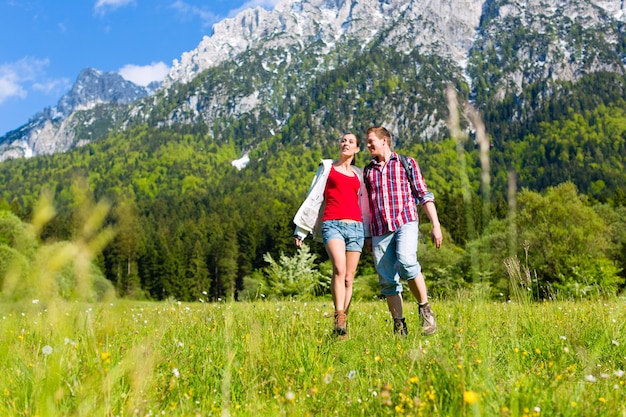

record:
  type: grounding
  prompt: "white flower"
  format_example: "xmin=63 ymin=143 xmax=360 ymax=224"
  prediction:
xmin=559 ymin=335 xmax=567 ymax=340
xmin=534 ymin=406 xmax=541 ymax=413
xmin=347 ymin=370 xmax=357 ymax=380
xmin=612 ymin=340 xmax=620 ymax=346
xmin=614 ymin=370 xmax=625 ymax=378
xmin=585 ymin=375 xmax=597 ymax=383
xmin=64 ymin=338 xmax=77 ymax=346
xmin=323 ymin=373 xmax=333 ymax=384
xmin=285 ymin=391 xmax=295 ymax=402
xmin=600 ymin=373 xmax=610 ymax=379
xmin=42 ymin=345 xmax=53 ymax=355
xmin=173 ymin=368 xmax=180 ymax=378
xmin=32 ymin=299 xmax=39 ymax=304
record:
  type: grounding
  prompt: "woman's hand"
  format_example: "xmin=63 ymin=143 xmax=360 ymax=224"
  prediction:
xmin=294 ymin=237 xmax=303 ymax=248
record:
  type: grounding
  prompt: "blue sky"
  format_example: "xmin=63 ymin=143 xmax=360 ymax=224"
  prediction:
xmin=0 ymin=0 xmax=279 ymax=137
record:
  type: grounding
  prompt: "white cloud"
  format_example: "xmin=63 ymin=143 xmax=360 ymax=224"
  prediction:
xmin=171 ymin=0 xmax=279 ymax=28
xmin=119 ymin=62 xmax=170 ymax=86
xmin=33 ymin=78 xmax=71 ymax=95
xmin=228 ymin=0 xmax=280 ymax=17
xmin=94 ymin=0 xmax=134 ymax=14
xmin=171 ymin=1 xmax=220 ymax=28
xmin=0 ymin=57 xmax=51 ymax=104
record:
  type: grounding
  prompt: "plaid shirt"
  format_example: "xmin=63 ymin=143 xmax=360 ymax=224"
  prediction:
xmin=364 ymin=152 xmax=434 ymax=236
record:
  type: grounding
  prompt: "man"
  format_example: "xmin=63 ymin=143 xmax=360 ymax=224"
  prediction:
xmin=363 ymin=126 xmax=443 ymax=336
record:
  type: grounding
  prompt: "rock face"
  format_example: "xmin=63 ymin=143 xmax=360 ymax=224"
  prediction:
xmin=1 ymin=0 xmax=625 ymax=161
xmin=163 ymin=0 xmax=486 ymax=87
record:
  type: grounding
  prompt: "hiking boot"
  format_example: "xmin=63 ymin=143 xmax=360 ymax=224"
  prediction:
xmin=334 ymin=310 xmax=347 ymax=336
xmin=419 ymin=303 xmax=437 ymax=335
xmin=393 ymin=318 xmax=408 ymax=337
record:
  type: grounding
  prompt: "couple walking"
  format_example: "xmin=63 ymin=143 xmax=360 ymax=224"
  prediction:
xmin=293 ymin=126 xmax=443 ymax=338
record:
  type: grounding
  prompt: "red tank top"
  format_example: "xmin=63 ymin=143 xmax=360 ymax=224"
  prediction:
xmin=322 ymin=166 xmax=362 ymax=221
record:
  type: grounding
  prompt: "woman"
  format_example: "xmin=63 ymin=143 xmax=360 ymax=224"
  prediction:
xmin=293 ymin=132 xmax=370 ymax=337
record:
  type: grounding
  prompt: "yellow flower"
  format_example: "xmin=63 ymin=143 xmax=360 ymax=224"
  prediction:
xmin=463 ymin=390 xmax=478 ymax=404
xmin=599 ymin=397 xmax=606 ymax=403
xmin=375 ymin=355 xmax=382 ymax=362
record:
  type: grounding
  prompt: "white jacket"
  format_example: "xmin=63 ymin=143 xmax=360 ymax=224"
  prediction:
xmin=293 ymin=159 xmax=371 ymax=242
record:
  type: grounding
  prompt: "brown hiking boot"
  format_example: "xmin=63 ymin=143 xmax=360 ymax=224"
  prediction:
xmin=393 ymin=318 xmax=408 ymax=337
xmin=419 ymin=303 xmax=437 ymax=335
xmin=334 ymin=310 xmax=347 ymax=336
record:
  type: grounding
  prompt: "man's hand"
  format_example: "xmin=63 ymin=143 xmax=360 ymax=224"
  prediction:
xmin=431 ymin=224 xmax=443 ymax=248
xmin=294 ymin=237 xmax=303 ymax=248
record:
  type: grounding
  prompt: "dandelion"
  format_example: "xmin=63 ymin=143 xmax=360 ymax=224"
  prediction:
xmin=347 ymin=370 xmax=357 ymax=380
xmin=585 ymin=375 xmax=597 ymax=383
xmin=285 ymin=391 xmax=295 ymax=402
xmin=323 ymin=373 xmax=333 ymax=384
xmin=41 ymin=345 xmax=53 ymax=355
xmin=64 ymin=338 xmax=77 ymax=346
xmin=599 ymin=397 xmax=606 ymax=403
xmin=375 ymin=355 xmax=382 ymax=362
xmin=463 ymin=390 xmax=478 ymax=404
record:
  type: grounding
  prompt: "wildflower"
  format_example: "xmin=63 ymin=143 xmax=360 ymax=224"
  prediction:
xmin=615 ymin=370 xmax=625 ymax=378
xmin=173 ymin=368 xmax=180 ymax=378
xmin=323 ymin=373 xmax=333 ymax=384
xmin=375 ymin=355 xmax=382 ymax=362
xmin=347 ymin=370 xmax=357 ymax=380
xmin=612 ymin=340 xmax=620 ymax=346
xmin=41 ymin=345 xmax=53 ymax=356
xmin=285 ymin=391 xmax=295 ymax=402
xmin=600 ymin=373 xmax=610 ymax=379
xmin=534 ymin=406 xmax=541 ymax=412
xmin=559 ymin=335 xmax=566 ymax=340
xmin=585 ymin=375 xmax=597 ymax=383
xmin=463 ymin=390 xmax=478 ymax=404
xmin=32 ymin=299 xmax=39 ymax=304
xmin=599 ymin=397 xmax=606 ymax=403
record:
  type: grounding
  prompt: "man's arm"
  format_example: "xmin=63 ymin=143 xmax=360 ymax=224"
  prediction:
xmin=422 ymin=201 xmax=442 ymax=248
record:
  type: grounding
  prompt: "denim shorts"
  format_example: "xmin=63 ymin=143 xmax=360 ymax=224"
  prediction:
xmin=372 ymin=221 xmax=421 ymax=296
xmin=321 ymin=220 xmax=365 ymax=252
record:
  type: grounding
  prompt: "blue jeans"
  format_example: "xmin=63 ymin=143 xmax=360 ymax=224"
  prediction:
xmin=321 ymin=220 xmax=365 ymax=252
xmin=372 ymin=221 xmax=421 ymax=296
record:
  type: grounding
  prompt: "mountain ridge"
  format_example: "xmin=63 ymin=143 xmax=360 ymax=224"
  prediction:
xmin=1 ymin=0 xmax=625 ymax=162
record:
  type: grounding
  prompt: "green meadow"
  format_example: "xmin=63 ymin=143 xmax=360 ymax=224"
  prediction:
xmin=1 ymin=297 xmax=624 ymax=416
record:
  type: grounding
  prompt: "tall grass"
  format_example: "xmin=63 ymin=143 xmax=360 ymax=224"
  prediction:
xmin=0 ymin=298 xmax=624 ymax=416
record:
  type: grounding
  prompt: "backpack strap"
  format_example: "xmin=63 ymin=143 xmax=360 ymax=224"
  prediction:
xmin=398 ymin=154 xmax=418 ymax=200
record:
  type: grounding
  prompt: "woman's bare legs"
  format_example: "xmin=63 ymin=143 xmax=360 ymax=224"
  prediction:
xmin=326 ymin=240 xmax=361 ymax=334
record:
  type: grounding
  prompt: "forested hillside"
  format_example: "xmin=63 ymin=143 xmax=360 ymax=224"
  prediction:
xmin=1 ymin=67 xmax=625 ymax=301
xmin=2 ymin=2 xmax=626 ymax=302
